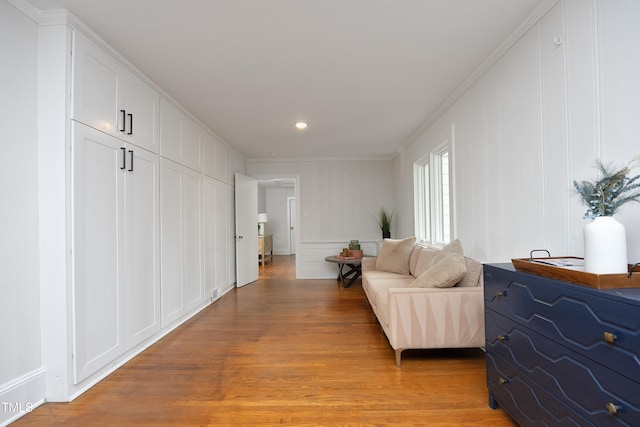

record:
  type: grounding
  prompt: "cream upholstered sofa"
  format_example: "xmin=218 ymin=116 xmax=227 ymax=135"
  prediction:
xmin=362 ymin=237 xmax=485 ymax=367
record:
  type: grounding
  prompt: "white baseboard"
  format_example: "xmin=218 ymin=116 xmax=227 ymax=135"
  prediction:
xmin=0 ymin=368 xmax=46 ymax=426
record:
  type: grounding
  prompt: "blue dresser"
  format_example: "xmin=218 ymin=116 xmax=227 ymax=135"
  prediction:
xmin=484 ymin=263 xmax=640 ymax=427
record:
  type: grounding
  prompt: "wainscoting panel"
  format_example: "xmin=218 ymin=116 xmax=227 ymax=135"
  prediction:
xmin=297 ymin=241 xmax=380 ymax=279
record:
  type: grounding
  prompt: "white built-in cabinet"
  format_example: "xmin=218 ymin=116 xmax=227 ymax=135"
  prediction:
xmin=202 ymin=131 xmax=233 ymax=300
xmin=160 ymin=99 xmax=203 ymax=172
xmin=72 ymin=122 xmax=160 ymax=383
xmin=160 ymin=158 xmax=204 ymax=327
xmin=203 ymin=131 xmax=228 ymax=182
xmin=72 ymin=122 xmax=126 ymax=383
xmin=71 ymin=30 xmax=163 ymax=383
xmin=50 ymin=24 xmax=238 ymax=396
xmin=72 ymin=32 xmax=159 ymax=153
xmin=203 ymin=176 xmax=232 ymax=300
xmin=124 ymin=146 xmax=161 ymax=348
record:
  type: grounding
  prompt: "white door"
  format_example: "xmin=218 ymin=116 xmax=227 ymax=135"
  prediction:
xmin=235 ymin=173 xmax=258 ymax=287
xmin=123 ymin=73 xmax=160 ymax=153
xmin=160 ymin=158 xmax=203 ymax=326
xmin=160 ymin=159 xmax=185 ymax=326
xmin=159 ymin=99 xmax=203 ymax=171
xmin=72 ymin=122 xmax=125 ymax=383
xmin=183 ymin=169 xmax=204 ymax=309
xmin=72 ymin=31 xmax=122 ymax=136
xmin=288 ymin=197 xmax=296 ymax=255
xmin=125 ymin=145 xmax=160 ymax=348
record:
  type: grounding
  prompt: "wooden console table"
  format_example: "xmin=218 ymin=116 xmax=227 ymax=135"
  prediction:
xmin=258 ymin=235 xmax=273 ymax=266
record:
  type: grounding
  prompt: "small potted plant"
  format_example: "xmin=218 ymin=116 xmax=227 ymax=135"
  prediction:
xmin=573 ymin=157 xmax=640 ymax=273
xmin=375 ymin=208 xmax=393 ymax=239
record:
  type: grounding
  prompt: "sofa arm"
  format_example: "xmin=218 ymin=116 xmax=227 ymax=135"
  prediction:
xmin=385 ymin=287 xmax=485 ymax=351
xmin=361 ymin=257 xmax=377 ymax=272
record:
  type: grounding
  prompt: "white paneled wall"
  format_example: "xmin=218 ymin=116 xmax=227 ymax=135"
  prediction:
xmin=246 ymin=159 xmax=394 ymax=278
xmin=0 ymin=3 xmax=45 ymax=424
xmin=395 ymin=0 xmax=640 ymax=264
xmin=299 ymin=241 xmax=380 ymax=279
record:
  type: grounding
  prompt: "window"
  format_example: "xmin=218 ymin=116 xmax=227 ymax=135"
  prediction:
xmin=414 ymin=144 xmax=452 ymax=245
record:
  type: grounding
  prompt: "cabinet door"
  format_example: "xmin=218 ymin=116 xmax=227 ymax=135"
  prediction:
xmin=204 ymin=177 xmax=232 ymax=299
xmin=160 ymin=99 xmax=202 ymax=171
xmin=160 ymin=159 xmax=184 ymax=326
xmin=203 ymin=131 xmax=228 ymax=181
xmin=72 ymin=31 xmax=123 ymax=136
xmin=73 ymin=31 xmax=159 ymax=153
xmin=125 ymin=146 xmax=160 ymax=348
xmin=160 ymin=159 xmax=203 ymax=326
xmin=183 ymin=167 xmax=203 ymax=310
xmin=123 ymin=73 xmax=160 ymax=154
xmin=203 ymin=176 xmax=217 ymax=300
xmin=72 ymin=123 xmax=125 ymax=383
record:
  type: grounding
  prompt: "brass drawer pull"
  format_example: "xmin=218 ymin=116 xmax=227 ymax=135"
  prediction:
xmin=498 ymin=377 xmax=509 ymax=385
xmin=604 ymin=332 xmax=618 ymax=343
xmin=497 ymin=335 xmax=508 ymax=342
xmin=606 ymin=402 xmax=621 ymax=415
xmin=496 ymin=290 xmax=507 ymax=297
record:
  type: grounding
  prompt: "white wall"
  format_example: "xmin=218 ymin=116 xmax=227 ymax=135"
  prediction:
xmin=0 ymin=1 xmax=45 ymax=424
xmin=395 ymin=0 xmax=640 ymax=264
xmin=246 ymin=159 xmax=394 ymax=278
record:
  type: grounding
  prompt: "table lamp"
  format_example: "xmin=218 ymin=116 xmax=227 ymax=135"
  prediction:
xmin=257 ymin=213 xmax=268 ymax=235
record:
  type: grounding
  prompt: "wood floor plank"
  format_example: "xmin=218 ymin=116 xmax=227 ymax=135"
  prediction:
xmin=16 ymin=256 xmax=517 ymax=426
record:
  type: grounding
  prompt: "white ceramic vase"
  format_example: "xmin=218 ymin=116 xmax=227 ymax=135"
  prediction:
xmin=583 ymin=216 xmax=628 ymax=274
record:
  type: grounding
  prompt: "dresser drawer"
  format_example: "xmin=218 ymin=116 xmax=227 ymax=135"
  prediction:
xmin=484 ymin=265 xmax=640 ymax=383
xmin=487 ymin=353 xmax=590 ymax=426
xmin=486 ymin=310 xmax=640 ymax=426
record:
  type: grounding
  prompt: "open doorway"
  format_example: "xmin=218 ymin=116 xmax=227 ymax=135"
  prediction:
xmin=256 ymin=175 xmax=300 ymax=278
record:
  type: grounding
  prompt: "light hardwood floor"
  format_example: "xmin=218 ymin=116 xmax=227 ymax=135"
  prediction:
xmin=16 ymin=256 xmax=517 ymax=426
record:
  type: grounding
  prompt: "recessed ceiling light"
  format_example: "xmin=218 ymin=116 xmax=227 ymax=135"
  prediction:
xmin=294 ymin=121 xmax=308 ymax=130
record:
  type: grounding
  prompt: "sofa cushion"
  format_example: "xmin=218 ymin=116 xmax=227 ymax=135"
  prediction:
xmin=375 ymin=236 xmax=416 ymax=275
xmin=368 ymin=278 xmax=414 ymax=326
xmin=410 ymin=239 xmax=467 ymax=288
xmin=413 ymin=247 xmax=438 ymax=277
xmin=458 ymin=257 xmax=482 ymax=287
xmin=408 ymin=246 xmax=422 ymax=276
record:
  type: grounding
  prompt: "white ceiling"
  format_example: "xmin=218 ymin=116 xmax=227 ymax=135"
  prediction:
xmin=28 ymin=0 xmax=547 ymax=160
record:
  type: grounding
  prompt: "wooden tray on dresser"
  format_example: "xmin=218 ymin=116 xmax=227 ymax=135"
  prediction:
xmin=511 ymin=257 xmax=640 ymax=289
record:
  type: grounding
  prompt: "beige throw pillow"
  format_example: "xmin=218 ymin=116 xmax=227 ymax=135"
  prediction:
xmin=410 ymin=239 xmax=467 ymax=288
xmin=375 ymin=236 xmax=417 ymax=275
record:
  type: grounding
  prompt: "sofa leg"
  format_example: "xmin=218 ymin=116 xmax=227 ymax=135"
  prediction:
xmin=395 ymin=349 xmax=403 ymax=368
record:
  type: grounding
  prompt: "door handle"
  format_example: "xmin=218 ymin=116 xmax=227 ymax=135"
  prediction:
xmin=128 ymin=150 xmax=134 ymax=172
xmin=127 ymin=113 xmax=133 ymax=135
xmin=120 ymin=110 xmax=126 ymax=132
xmin=120 ymin=147 xmax=126 ymax=170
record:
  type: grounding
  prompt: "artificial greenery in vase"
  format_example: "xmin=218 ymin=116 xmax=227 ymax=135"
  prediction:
xmin=573 ymin=157 xmax=640 ymax=218
xmin=375 ymin=208 xmax=394 ymax=239
xmin=573 ymin=156 xmax=640 ymax=274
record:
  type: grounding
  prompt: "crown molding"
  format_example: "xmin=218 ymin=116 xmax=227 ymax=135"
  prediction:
xmin=245 ymin=155 xmax=394 ymax=163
